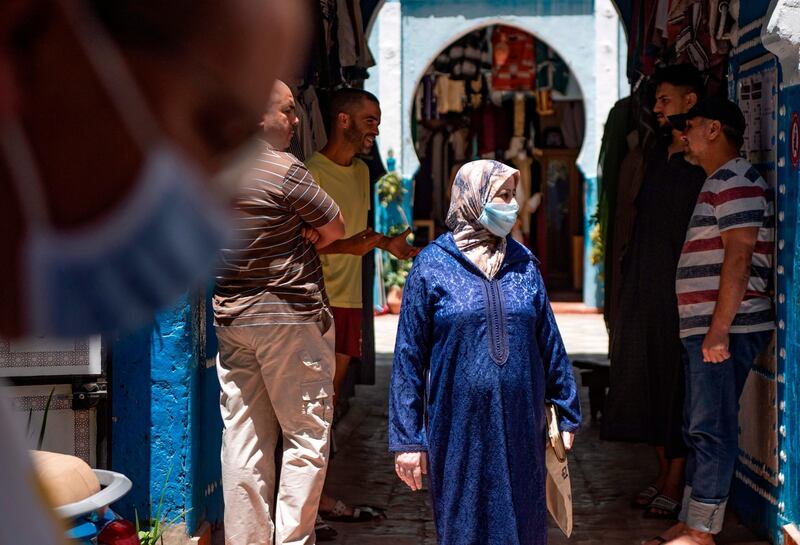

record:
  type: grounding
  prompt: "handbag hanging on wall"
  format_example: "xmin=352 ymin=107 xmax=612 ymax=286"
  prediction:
xmin=545 ymin=403 xmax=573 ymax=537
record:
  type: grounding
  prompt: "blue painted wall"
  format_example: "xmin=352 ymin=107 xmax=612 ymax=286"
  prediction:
xmin=111 ymin=291 xmax=223 ymax=534
xmin=779 ymin=83 xmax=800 ymax=538
xmin=731 ymin=71 xmax=800 ymax=545
xmin=721 ymin=2 xmax=797 ymax=541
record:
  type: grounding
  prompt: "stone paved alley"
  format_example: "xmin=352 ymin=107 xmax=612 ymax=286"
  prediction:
xmin=322 ymin=313 xmax=768 ymax=545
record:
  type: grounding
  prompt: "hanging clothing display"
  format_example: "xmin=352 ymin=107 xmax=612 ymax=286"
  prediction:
xmin=557 ymin=102 xmax=585 ymax=150
xmin=535 ymin=42 xmax=570 ymax=94
xmin=337 ymin=0 xmax=375 ymax=74
xmin=412 ymin=24 xmax=583 ymax=291
xmin=434 ymin=76 xmax=466 ymax=114
xmin=491 ymin=26 xmax=536 ymax=92
xmin=292 ymin=86 xmax=328 ymax=160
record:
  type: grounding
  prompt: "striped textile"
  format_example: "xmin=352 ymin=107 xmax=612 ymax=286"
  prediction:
xmin=676 ymin=157 xmax=775 ymax=338
xmin=213 ymin=144 xmax=340 ymax=327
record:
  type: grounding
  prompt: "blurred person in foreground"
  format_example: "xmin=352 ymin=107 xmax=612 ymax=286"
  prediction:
xmin=305 ymin=89 xmax=419 ymax=522
xmin=0 ymin=0 xmax=307 ymax=339
xmin=388 ymin=160 xmax=581 ymax=545
xmin=0 ymin=2 xmax=307 ymax=544
xmin=645 ymin=98 xmax=774 ymax=545
xmin=214 ymin=80 xmax=345 ymax=545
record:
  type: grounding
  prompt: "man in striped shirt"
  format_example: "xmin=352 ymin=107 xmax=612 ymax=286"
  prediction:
xmin=657 ymin=98 xmax=774 ymax=545
xmin=213 ymin=81 xmax=345 ymax=545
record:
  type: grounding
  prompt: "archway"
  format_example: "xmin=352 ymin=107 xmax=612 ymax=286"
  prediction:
xmin=409 ymin=24 xmax=587 ymax=297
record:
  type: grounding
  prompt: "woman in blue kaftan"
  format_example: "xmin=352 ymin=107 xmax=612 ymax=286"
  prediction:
xmin=388 ymin=160 xmax=582 ymax=545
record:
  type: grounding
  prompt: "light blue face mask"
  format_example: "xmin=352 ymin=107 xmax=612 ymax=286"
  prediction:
xmin=0 ymin=1 xmax=234 ymax=337
xmin=478 ymin=201 xmax=519 ymax=238
xmin=4 ymin=134 xmax=233 ymax=337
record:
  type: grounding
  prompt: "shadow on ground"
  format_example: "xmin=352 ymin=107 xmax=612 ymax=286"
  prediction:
xmin=323 ymin=355 xmax=767 ymax=545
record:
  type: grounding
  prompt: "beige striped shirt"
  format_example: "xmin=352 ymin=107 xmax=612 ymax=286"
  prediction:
xmin=213 ymin=145 xmax=340 ymax=327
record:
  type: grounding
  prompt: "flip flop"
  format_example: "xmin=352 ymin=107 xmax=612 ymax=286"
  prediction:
xmin=631 ymin=485 xmax=660 ymax=509
xmin=315 ymin=515 xmax=337 ymax=541
xmin=643 ymin=494 xmax=681 ymax=520
xmin=320 ymin=500 xmax=387 ymax=523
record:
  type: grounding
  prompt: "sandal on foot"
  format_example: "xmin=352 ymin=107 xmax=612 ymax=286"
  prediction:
xmin=315 ymin=515 xmax=338 ymax=541
xmin=641 ymin=536 xmax=667 ymax=544
xmin=643 ymin=494 xmax=681 ymax=520
xmin=631 ymin=485 xmax=660 ymax=509
xmin=320 ymin=500 xmax=386 ymax=523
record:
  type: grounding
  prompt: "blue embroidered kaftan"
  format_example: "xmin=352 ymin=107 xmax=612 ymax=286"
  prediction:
xmin=388 ymin=233 xmax=581 ymax=545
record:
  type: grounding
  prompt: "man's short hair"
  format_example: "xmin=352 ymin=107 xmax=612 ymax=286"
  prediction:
xmin=329 ymin=88 xmax=379 ymax=122
xmin=652 ymin=64 xmax=705 ymax=99
xmin=721 ymin=124 xmax=745 ymax=150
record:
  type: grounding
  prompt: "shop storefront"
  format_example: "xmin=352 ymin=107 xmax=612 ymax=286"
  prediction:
xmin=608 ymin=0 xmax=799 ymax=541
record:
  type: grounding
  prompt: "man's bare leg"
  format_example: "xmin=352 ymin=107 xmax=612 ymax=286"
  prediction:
xmin=332 ymin=352 xmax=351 ymax=406
xmin=319 ymin=352 xmax=356 ymax=516
xmin=648 ymin=457 xmax=686 ymax=516
xmin=635 ymin=447 xmax=669 ymax=507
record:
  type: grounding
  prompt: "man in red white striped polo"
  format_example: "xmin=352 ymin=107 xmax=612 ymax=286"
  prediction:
xmin=657 ymin=98 xmax=775 ymax=545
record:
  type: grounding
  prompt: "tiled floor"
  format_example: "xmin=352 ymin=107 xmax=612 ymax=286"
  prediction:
xmin=321 ymin=313 xmax=767 ymax=544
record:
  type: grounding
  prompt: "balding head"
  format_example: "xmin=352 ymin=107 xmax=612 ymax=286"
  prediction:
xmin=269 ymin=80 xmax=293 ymax=108
xmin=261 ymin=80 xmax=298 ymax=151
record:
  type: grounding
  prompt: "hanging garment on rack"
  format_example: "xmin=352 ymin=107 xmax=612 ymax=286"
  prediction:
xmin=337 ymin=0 xmax=375 ymax=70
xmin=421 ymin=75 xmax=440 ymax=121
xmin=557 ymin=102 xmax=585 ymax=150
xmin=655 ymin=0 xmax=670 ymax=37
xmin=467 ymin=75 xmax=487 ymax=109
xmin=513 ymin=94 xmax=526 ymax=137
xmin=491 ymin=26 xmax=536 ymax=92
xmin=535 ymin=42 xmax=570 ymax=94
xmin=667 ymin=0 xmax=730 ymax=74
xmin=450 ymin=128 xmax=471 ymax=163
xmin=308 ymin=0 xmax=337 ymax=89
xmin=300 ymin=86 xmax=328 ymax=157
xmin=434 ymin=76 xmax=466 ymax=114
xmin=512 ymin=155 xmax=534 ymax=235
xmin=430 ymin=131 xmax=450 ymax=227
xmin=471 ymin=101 xmax=512 ymax=157
xmin=293 ymin=94 xmax=313 ymax=160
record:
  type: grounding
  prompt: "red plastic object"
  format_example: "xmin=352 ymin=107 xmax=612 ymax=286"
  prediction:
xmin=97 ymin=520 xmax=141 ymax=545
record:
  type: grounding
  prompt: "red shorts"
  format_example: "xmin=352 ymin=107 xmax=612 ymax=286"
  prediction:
xmin=330 ymin=307 xmax=363 ymax=358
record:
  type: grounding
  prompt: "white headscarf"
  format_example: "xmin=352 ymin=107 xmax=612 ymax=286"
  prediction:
xmin=445 ymin=160 xmax=520 ymax=278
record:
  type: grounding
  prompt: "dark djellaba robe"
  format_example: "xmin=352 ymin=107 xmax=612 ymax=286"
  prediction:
xmin=602 ymin=140 xmax=706 ymax=457
xmin=388 ymin=233 xmax=581 ymax=545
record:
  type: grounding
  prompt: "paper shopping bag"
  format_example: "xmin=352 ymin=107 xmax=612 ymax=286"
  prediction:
xmin=545 ymin=403 xmax=573 ymax=537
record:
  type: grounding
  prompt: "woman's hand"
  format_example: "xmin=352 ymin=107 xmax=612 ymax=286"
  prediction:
xmin=562 ymin=431 xmax=575 ymax=451
xmin=395 ymin=451 xmax=427 ymax=491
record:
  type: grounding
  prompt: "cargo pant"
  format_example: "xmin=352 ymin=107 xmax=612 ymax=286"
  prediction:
xmin=216 ymin=319 xmax=335 ymax=545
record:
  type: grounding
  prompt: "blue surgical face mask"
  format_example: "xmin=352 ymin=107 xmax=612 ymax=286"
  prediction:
xmin=478 ymin=201 xmax=519 ymax=238
xmin=0 ymin=1 xmax=236 ymax=337
xmin=2 ymin=127 xmax=234 ymax=337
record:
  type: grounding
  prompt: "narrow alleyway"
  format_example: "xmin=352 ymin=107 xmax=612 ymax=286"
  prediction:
xmin=323 ymin=313 xmax=768 ymax=545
